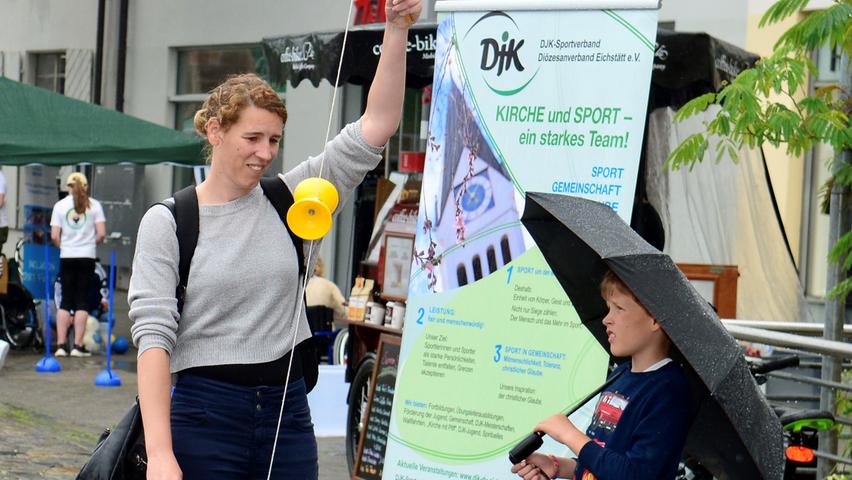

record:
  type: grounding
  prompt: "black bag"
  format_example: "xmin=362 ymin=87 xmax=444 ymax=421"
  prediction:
xmin=76 ymin=399 xmax=147 ymax=480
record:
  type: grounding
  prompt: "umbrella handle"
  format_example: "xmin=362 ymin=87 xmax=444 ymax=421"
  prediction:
xmin=508 ymin=432 xmax=544 ymax=464
xmin=507 ymin=367 xmax=625 ymax=464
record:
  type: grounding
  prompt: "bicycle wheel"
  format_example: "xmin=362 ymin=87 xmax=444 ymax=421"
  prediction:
xmin=346 ymin=354 xmax=375 ymax=473
xmin=332 ymin=327 xmax=349 ymax=365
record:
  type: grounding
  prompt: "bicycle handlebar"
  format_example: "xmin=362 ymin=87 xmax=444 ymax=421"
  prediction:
xmin=749 ymin=355 xmax=799 ymax=376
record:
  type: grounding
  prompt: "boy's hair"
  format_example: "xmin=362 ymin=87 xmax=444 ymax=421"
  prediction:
xmin=600 ymin=269 xmax=672 ymax=348
xmin=600 ymin=270 xmax=640 ymax=304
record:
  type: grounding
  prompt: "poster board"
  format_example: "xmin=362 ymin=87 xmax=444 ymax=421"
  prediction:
xmin=383 ymin=3 xmax=659 ymax=479
xmin=352 ymin=334 xmax=401 ymax=480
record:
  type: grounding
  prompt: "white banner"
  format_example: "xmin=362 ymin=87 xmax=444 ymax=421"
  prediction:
xmin=382 ymin=6 xmax=658 ymax=480
xmin=435 ymin=0 xmax=660 ymax=11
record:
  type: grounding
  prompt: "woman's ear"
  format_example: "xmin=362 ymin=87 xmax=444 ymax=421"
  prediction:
xmin=206 ymin=118 xmax=223 ymax=146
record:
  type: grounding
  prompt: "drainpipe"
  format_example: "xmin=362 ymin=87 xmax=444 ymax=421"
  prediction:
xmin=93 ymin=0 xmax=105 ymax=105
xmin=115 ymin=0 xmax=128 ymax=112
xmin=817 ymin=51 xmax=850 ymax=479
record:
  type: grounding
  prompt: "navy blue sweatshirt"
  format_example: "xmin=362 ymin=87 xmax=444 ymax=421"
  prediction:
xmin=573 ymin=360 xmax=691 ymax=480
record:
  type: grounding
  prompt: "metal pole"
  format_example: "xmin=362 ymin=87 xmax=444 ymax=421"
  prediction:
xmin=817 ymin=51 xmax=851 ymax=479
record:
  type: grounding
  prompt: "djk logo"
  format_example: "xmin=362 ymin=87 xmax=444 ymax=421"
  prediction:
xmin=464 ymin=11 xmax=538 ymax=96
xmin=480 ymin=32 xmax=525 ymax=76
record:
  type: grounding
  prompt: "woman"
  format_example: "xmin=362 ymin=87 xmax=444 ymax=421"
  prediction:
xmin=129 ymin=1 xmax=421 ymax=478
xmin=305 ymin=256 xmax=347 ymax=320
xmin=50 ymin=171 xmax=106 ymax=357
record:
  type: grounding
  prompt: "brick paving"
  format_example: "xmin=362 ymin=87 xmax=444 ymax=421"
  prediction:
xmin=0 ymin=350 xmax=350 ymax=479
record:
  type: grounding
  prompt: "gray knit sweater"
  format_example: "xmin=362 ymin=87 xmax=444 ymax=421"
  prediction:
xmin=129 ymin=121 xmax=383 ymax=373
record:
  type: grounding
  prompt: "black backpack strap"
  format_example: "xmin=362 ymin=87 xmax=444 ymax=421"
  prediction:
xmin=259 ymin=177 xmax=305 ymax=279
xmin=169 ymin=186 xmax=199 ymax=316
xmin=260 ymin=176 xmax=319 ymax=393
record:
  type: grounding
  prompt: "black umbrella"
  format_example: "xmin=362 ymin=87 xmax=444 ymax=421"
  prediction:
xmin=519 ymin=192 xmax=784 ymax=480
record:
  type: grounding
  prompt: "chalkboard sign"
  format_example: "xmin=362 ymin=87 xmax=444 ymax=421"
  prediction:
xmin=353 ymin=334 xmax=401 ymax=480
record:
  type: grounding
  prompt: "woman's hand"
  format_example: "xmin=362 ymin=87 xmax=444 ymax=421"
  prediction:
xmin=511 ymin=453 xmax=557 ymax=480
xmin=386 ymin=0 xmax=421 ymax=29
xmin=146 ymin=450 xmax=182 ymax=480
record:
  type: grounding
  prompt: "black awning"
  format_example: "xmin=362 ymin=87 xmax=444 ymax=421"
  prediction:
xmin=263 ymin=25 xmax=759 ymax=110
xmin=262 ymin=23 xmax=437 ymax=89
xmin=649 ymin=30 xmax=760 ymax=110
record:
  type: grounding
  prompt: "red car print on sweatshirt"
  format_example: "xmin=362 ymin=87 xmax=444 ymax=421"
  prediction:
xmin=590 ymin=391 xmax=629 ymax=434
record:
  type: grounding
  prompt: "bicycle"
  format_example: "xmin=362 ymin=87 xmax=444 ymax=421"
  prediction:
xmin=678 ymin=355 xmax=836 ymax=479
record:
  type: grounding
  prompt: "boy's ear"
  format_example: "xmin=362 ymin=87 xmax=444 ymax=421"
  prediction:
xmin=649 ymin=317 xmax=663 ymax=332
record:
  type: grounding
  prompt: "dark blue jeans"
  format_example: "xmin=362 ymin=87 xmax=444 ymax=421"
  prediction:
xmin=171 ymin=374 xmax=318 ymax=479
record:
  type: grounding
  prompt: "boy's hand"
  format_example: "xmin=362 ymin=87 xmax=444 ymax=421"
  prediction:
xmin=535 ymin=414 xmax=577 ymax=445
xmin=511 ymin=453 xmax=555 ymax=480
xmin=535 ymin=414 xmax=593 ymax=455
xmin=386 ymin=0 xmax=421 ymax=28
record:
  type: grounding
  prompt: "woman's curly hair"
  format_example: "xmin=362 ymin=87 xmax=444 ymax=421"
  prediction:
xmin=193 ymin=73 xmax=287 ymax=158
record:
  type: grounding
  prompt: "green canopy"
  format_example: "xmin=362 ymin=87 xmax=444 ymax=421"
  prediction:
xmin=0 ymin=77 xmax=204 ymax=166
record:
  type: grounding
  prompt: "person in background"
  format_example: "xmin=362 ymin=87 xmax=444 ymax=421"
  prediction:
xmin=54 ymin=259 xmax=110 ymax=318
xmin=50 ymin=172 xmax=106 ymax=357
xmin=129 ymin=1 xmax=421 ymax=478
xmin=0 ymin=170 xmax=8 ymax=256
xmin=305 ymin=256 xmax=346 ymax=321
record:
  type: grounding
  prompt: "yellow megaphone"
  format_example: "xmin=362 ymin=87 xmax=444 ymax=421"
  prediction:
xmin=286 ymin=177 xmax=339 ymax=240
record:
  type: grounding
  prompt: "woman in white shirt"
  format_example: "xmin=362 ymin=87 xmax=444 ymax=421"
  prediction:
xmin=50 ymin=172 xmax=106 ymax=357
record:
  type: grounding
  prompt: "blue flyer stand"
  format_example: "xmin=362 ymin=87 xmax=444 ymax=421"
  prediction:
xmin=35 ymin=242 xmax=60 ymax=373
xmin=95 ymin=251 xmax=121 ymax=387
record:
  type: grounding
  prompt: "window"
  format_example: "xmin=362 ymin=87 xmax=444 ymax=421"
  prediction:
xmin=472 ymin=255 xmax=483 ymax=281
xmin=171 ymin=45 xmax=278 ymax=190
xmin=457 ymin=264 xmax=468 ymax=286
xmin=386 ymin=87 xmax=427 ymax=173
xmin=34 ymin=52 xmax=66 ymax=93
xmin=177 ymin=46 xmax=270 ymax=95
xmin=486 ymin=246 xmax=498 ymax=273
xmin=816 ymin=42 xmax=841 ymax=83
xmin=500 ymin=235 xmax=512 ymax=264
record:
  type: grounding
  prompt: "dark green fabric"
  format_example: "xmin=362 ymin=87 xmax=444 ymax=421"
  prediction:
xmin=0 ymin=77 xmax=204 ymax=166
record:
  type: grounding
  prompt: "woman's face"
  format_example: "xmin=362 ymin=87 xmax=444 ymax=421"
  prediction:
xmin=208 ymin=106 xmax=283 ymax=193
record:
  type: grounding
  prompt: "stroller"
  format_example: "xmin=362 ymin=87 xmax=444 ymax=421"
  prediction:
xmin=0 ymin=255 xmax=41 ymax=349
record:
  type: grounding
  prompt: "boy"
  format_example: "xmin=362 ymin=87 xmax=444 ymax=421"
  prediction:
xmin=511 ymin=270 xmax=692 ymax=480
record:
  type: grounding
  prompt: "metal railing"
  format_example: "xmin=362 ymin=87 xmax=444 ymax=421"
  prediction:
xmin=721 ymin=320 xmax=852 ymax=470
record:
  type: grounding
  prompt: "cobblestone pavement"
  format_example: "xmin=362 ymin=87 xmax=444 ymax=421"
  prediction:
xmin=0 ymin=350 xmax=349 ymax=479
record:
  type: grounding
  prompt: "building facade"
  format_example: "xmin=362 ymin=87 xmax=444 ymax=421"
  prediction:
xmin=1 ymin=0 xmax=841 ymax=313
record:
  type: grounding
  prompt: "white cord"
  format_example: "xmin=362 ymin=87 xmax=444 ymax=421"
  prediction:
xmin=266 ymin=1 xmax=355 ymax=477
xmin=266 ymin=239 xmax=316 ymax=480
xmin=320 ymin=0 xmax=356 ymax=179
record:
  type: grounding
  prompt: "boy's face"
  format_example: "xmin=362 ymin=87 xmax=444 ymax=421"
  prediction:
xmin=602 ymin=287 xmax=661 ymax=358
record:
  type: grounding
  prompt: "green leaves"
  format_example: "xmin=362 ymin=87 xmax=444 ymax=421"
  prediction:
xmin=666 ymin=133 xmax=709 ymax=171
xmin=760 ymin=0 xmax=812 ymax=27
xmin=669 ymin=0 xmax=852 ymax=298
xmin=775 ymin=2 xmax=852 ymax=56
xmin=673 ymin=93 xmax=716 ymax=121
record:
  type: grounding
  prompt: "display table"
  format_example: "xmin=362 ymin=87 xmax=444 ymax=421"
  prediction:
xmin=341 ymin=318 xmax=402 ymax=382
